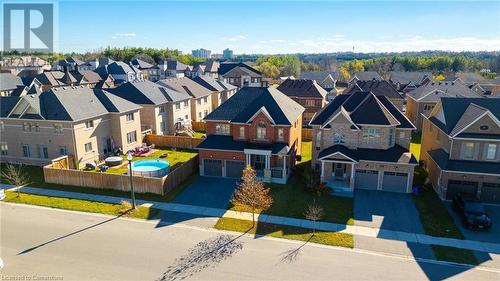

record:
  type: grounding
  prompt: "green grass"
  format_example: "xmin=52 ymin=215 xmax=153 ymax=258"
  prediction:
xmin=193 ymin=131 xmax=206 ymax=139
xmin=410 ymin=131 xmax=422 ymax=161
xmin=1 ymin=163 xmax=197 ymax=203
xmin=229 ymin=141 xmax=354 ymax=225
xmin=3 ymin=191 xmax=159 ymax=220
xmin=214 ymin=217 xmax=354 ymax=248
xmin=432 ymin=245 xmax=478 ymax=265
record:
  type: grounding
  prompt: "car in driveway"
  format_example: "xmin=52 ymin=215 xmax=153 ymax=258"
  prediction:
xmin=452 ymin=193 xmax=492 ymax=230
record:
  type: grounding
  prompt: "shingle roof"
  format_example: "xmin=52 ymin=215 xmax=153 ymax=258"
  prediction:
xmin=218 ymin=62 xmax=261 ymax=76
xmin=34 ymin=71 xmax=66 ymax=86
xmin=277 ymin=79 xmax=327 ymax=99
xmin=157 ymin=77 xmax=212 ymax=99
xmin=352 ymin=71 xmax=383 ymax=81
xmin=196 ymin=135 xmax=291 ymax=155
xmin=429 ymin=149 xmax=500 ymax=175
xmin=109 ymin=80 xmax=190 ymax=105
xmin=344 ymin=80 xmax=403 ymax=99
xmin=0 ymin=73 xmax=23 ymax=91
xmin=204 ymin=87 xmax=304 ymax=125
xmin=107 ymin=61 xmax=135 ymax=75
xmin=318 ymin=144 xmax=417 ymax=164
xmin=130 ymin=59 xmax=155 ymax=70
xmin=407 ymin=80 xmax=480 ymax=102
xmin=300 ymin=71 xmax=338 ymax=81
xmin=222 ymin=66 xmax=262 ymax=78
xmin=70 ymin=70 xmax=101 ymax=83
xmin=0 ymin=96 xmax=20 ymax=117
xmin=192 ymin=76 xmax=237 ymax=92
xmin=166 ymin=60 xmax=189 ymax=71
xmin=66 ymin=57 xmax=86 ymax=65
xmin=310 ymin=91 xmax=414 ymax=129
xmin=389 ymin=71 xmax=432 ymax=85
xmin=204 ymin=61 xmax=220 ymax=73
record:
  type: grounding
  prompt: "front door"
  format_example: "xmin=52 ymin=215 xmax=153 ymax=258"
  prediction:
xmin=334 ymin=163 xmax=345 ymax=179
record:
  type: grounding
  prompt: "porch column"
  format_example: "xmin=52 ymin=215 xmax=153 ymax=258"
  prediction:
xmin=283 ymin=155 xmax=286 ymax=177
xmin=350 ymin=162 xmax=355 ymax=188
xmin=265 ymin=155 xmax=270 ymax=169
xmin=321 ymin=161 xmax=325 ymax=178
xmin=245 ymin=154 xmax=250 ymax=165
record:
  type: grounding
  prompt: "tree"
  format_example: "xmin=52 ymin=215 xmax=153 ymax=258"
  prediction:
xmin=1 ymin=163 xmax=30 ymax=197
xmin=231 ymin=165 xmax=273 ymax=227
xmin=339 ymin=66 xmax=350 ymax=82
xmin=304 ymin=201 xmax=324 ymax=235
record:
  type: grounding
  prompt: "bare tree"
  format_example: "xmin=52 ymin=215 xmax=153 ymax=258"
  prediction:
xmin=304 ymin=201 xmax=324 ymax=235
xmin=1 ymin=163 xmax=30 ymax=197
xmin=231 ymin=165 xmax=273 ymax=227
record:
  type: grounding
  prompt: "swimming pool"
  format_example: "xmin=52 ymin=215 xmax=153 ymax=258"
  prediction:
xmin=131 ymin=159 xmax=170 ymax=177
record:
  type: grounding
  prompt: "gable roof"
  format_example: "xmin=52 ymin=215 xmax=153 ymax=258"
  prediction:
xmin=277 ymin=79 xmax=327 ymax=99
xmin=130 ymin=59 xmax=155 ymax=70
xmin=310 ymin=91 xmax=414 ymax=129
xmin=109 ymin=80 xmax=189 ymax=105
xmin=218 ymin=62 xmax=262 ymax=76
xmin=166 ymin=60 xmax=190 ymax=72
xmin=191 ymin=75 xmax=237 ymax=92
xmin=351 ymin=71 xmax=383 ymax=81
xmin=204 ymin=87 xmax=304 ymax=125
xmin=157 ymin=77 xmax=212 ymax=98
xmin=107 ymin=61 xmax=136 ymax=75
xmin=407 ymin=80 xmax=481 ymax=102
xmin=222 ymin=65 xmax=262 ymax=78
xmin=70 ymin=70 xmax=102 ymax=84
xmin=0 ymin=73 xmax=23 ymax=91
xmin=204 ymin=61 xmax=220 ymax=73
xmin=344 ymin=80 xmax=403 ymax=99
xmin=389 ymin=71 xmax=432 ymax=85
xmin=430 ymin=97 xmax=500 ymax=135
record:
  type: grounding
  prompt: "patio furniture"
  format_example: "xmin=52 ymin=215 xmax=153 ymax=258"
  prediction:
xmin=85 ymin=162 xmax=97 ymax=170
xmin=99 ymin=165 xmax=109 ymax=172
xmin=159 ymin=153 xmax=168 ymax=158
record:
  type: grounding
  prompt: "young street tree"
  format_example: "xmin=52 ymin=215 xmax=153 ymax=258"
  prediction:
xmin=231 ymin=165 xmax=273 ymax=227
xmin=304 ymin=201 xmax=324 ymax=235
xmin=1 ymin=163 xmax=30 ymax=197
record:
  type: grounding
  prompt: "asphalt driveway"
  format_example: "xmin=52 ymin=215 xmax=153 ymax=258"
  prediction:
xmin=354 ymin=189 xmax=425 ymax=234
xmin=446 ymin=202 xmax=500 ymax=244
xmin=173 ymin=177 xmax=238 ymax=209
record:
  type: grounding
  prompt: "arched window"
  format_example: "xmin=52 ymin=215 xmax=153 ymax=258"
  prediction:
xmin=257 ymin=121 xmax=266 ymax=140
xmin=334 ymin=133 xmax=345 ymax=144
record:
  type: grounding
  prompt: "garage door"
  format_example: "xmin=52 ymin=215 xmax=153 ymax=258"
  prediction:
xmin=203 ymin=159 xmax=222 ymax=177
xmin=225 ymin=160 xmax=245 ymax=178
xmin=382 ymin=172 xmax=408 ymax=193
xmin=446 ymin=180 xmax=478 ymax=200
xmin=480 ymin=182 xmax=500 ymax=204
xmin=354 ymin=169 xmax=378 ymax=190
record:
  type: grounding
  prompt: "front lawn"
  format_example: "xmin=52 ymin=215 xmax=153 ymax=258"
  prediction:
xmin=3 ymin=191 xmax=159 ymax=220
xmin=214 ymin=217 xmax=354 ymax=248
xmin=432 ymin=245 xmax=478 ymax=265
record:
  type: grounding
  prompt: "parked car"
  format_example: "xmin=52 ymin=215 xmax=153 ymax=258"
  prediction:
xmin=452 ymin=193 xmax=492 ymax=230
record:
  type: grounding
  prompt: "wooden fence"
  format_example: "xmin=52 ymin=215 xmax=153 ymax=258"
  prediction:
xmin=302 ymin=128 xmax=312 ymax=141
xmin=43 ymin=155 xmax=199 ymax=195
xmin=191 ymin=121 xmax=206 ymax=132
xmin=51 ymin=155 xmax=75 ymax=169
xmin=144 ymin=134 xmax=203 ymax=149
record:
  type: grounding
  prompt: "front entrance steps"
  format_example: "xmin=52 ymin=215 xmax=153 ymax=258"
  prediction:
xmin=326 ymin=179 xmax=354 ymax=198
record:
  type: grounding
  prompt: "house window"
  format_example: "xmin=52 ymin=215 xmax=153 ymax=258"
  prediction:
xmin=38 ymin=145 xmax=49 ymax=159
xmin=0 ymin=143 xmax=8 ymax=155
xmin=126 ymin=113 xmax=134 ymax=121
xmin=54 ymin=124 xmax=63 ymax=133
xmin=22 ymin=144 xmax=31 ymax=157
xmin=277 ymin=128 xmax=284 ymax=141
xmin=127 ymin=131 xmax=137 ymax=144
xmin=399 ymin=131 xmax=405 ymax=139
xmin=183 ymin=101 xmax=189 ymax=107
xmin=0 ymin=121 xmax=4 ymax=131
xmin=334 ymin=133 xmax=345 ymax=144
xmin=84 ymin=142 xmax=93 ymax=153
xmin=23 ymin=122 xmax=30 ymax=132
xmin=204 ymin=97 xmax=208 ymax=104
xmin=198 ymin=112 xmax=202 ymax=119
xmin=486 ymin=144 xmax=497 ymax=160
xmin=423 ymin=104 xmax=434 ymax=111
xmin=239 ymin=126 xmax=245 ymax=139
xmin=160 ymin=121 xmax=166 ymax=132
xmin=215 ymin=124 xmax=230 ymax=135
xmin=204 ymin=110 xmax=208 ymax=117
xmin=362 ymin=128 xmax=380 ymax=144
xmin=175 ymin=103 xmax=180 ymax=110
xmin=59 ymin=146 xmax=68 ymax=156
xmin=388 ymin=128 xmax=394 ymax=146
xmin=197 ymin=99 xmax=201 ymax=105
xmin=315 ymin=131 xmax=322 ymax=150
xmin=160 ymin=105 xmax=166 ymax=113
xmin=85 ymin=120 xmax=94 ymax=128
xmin=257 ymin=121 xmax=266 ymax=140
xmin=185 ymin=115 xmax=189 ymax=120
xmin=461 ymin=142 xmax=475 ymax=160
xmin=34 ymin=122 xmax=40 ymax=132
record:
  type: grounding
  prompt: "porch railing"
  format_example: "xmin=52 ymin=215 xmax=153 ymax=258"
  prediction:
xmin=271 ymin=167 xmax=285 ymax=179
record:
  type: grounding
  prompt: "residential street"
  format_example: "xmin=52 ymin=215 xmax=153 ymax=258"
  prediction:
xmin=2 ymin=203 xmax=499 ymax=281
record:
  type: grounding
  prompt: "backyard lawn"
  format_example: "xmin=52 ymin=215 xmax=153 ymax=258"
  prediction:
xmin=410 ymin=131 xmax=422 ymax=161
xmin=193 ymin=131 xmax=206 ymax=139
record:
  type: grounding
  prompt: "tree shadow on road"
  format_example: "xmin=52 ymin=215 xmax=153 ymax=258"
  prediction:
xmin=157 ymin=232 xmax=248 ymax=281
xmin=277 ymin=234 xmax=313 ymax=264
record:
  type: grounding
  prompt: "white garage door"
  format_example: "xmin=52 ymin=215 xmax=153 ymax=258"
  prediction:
xmin=382 ymin=172 xmax=409 ymax=193
xmin=354 ymin=169 xmax=378 ymax=190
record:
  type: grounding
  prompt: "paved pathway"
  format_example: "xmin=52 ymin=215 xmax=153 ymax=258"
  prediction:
xmin=3 ymin=184 xmax=500 ymax=254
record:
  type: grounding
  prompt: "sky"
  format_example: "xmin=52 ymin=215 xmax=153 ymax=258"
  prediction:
xmin=52 ymin=1 xmax=500 ymax=54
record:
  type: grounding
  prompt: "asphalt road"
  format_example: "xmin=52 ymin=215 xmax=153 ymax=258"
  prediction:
xmin=1 ymin=203 xmax=499 ymax=281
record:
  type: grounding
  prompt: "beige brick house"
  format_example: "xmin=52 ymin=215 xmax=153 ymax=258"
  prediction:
xmin=0 ymin=87 xmax=142 ymax=168
xmin=343 ymin=80 xmax=405 ymax=111
xmin=421 ymin=97 xmax=500 ymax=204
xmin=309 ymin=91 xmax=417 ymax=194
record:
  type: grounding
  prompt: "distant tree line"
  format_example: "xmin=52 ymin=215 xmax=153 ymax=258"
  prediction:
xmin=255 ymin=55 xmax=319 ymax=79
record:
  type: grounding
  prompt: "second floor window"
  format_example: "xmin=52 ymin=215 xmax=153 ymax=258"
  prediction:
xmin=84 ymin=142 xmax=93 ymax=153
xmin=423 ymin=104 xmax=434 ymax=111
xmin=175 ymin=103 xmax=180 ymax=110
xmin=239 ymin=126 xmax=245 ymax=139
xmin=215 ymin=124 xmax=230 ymax=135
xmin=461 ymin=142 xmax=475 ymax=160
xmin=486 ymin=144 xmax=497 ymax=160
xmin=388 ymin=128 xmax=394 ymax=146
xmin=204 ymin=97 xmax=208 ymax=104
xmin=22 ymin=144 xmax=31 ymax=157
xmin=277 ymin=128 xmax=284 ymax=141
xmin=54 ymin=124 xmax=63 ymax=133
xmin=126 ymin=113 xmax=134 ymax=121
xmin=334 ymin=133 xmax=345 ymax=144
xmin=184 ymin=101 xmax=189 ymax=107
xmin=160 ymin=105 xmax=166 ymax=113
xmin=315 ymin=131 xmax=322 ymax=150
xmin=257 ymin=121 xmax=266 ymax=140
xmin=362 ymin=128 xmax=380 ymax=144
xmin=85 ymin=120 xmax=94 ymax=128
xmin=127 ymin=131 xmax=137 ymax=144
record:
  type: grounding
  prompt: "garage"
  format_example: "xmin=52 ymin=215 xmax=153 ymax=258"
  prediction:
xmin=354 ymin=169 xmax=378 ymax=190
xmin=480 ymin=183 xmax=500 ymax=204
xmin=446 ymin=180 xmax=478 ymax=200
xmin=203 ymin=159 xmax=222 ymax=177
xmin=381 ymin=172 xmax=409 ymax=193
xmin=225 ymin=160 xmax=245 ymax=178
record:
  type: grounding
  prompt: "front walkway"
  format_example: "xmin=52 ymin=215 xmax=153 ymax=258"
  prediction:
xmin=2 ymin=184 xmax=500 ymax=254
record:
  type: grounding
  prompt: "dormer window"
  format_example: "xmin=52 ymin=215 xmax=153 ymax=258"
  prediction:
xmin=334 ymin=133 xmax=345 ymax=144
xmin=257 ymin=121 xmax=266 ymax=140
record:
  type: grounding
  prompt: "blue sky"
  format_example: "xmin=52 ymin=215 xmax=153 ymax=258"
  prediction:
xmin=55 ymin=0 xmax=500 ymax=54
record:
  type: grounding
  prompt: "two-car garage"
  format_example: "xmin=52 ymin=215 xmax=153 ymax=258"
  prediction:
xmin=354 ymin=169 xmax=410 ymax=193
xmin=445 ymin=180 xmax=500 ymax=204
xmin=202 ymin=159 xmax=245 ymax=179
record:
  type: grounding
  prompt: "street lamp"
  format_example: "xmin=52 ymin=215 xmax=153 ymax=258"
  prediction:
xmin=127 ymin=152 xmax=137 ymax=209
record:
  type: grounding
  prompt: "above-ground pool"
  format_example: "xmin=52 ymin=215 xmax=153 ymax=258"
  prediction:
xmin=131 ymin=159 xmax=170 ymax=177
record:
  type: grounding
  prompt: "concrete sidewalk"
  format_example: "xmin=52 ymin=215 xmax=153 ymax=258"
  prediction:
xmin=3 ymin=185 xmax=500 ymax=254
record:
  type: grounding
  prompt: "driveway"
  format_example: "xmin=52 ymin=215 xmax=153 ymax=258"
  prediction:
xmin=446 ymin=202 xmax=500 ymax=244
xmin=354 ymin=189 xmax=425 ymax=234
xmin=173 ymin=177 xmax=238 ymax=209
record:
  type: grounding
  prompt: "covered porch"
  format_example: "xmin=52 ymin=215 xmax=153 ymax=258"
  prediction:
xmin=320 ymin=160 xmax=356 ymax=194
xmin=244 ymin=148 xmax=291 ymax=184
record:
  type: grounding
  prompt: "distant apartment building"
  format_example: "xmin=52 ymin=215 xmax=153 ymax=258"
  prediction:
xmin=223 ymin=48 xmax=234 ymax=59
xmin=192 ymin=48 xmax=211 ymax=59
xmin=0 ymin=87 xmax=142 ymax=168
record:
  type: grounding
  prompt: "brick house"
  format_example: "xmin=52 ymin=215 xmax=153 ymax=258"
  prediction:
xmin=388 ymin=71 xmax=432 ymax=94
xmin=277 ymin=79 xmax=327 ymax=126
xmin=420 ymin=97 xmax=500 ymax=204
xmin=343 ymin=80 xmax=405 ymax=112
xmin=218 ymin=62 xmax=266 ymax=89
xmin=196 ymin=87 xmax=304 ymax=183
xmin=309 ymin=91 xmax=417 ymax=194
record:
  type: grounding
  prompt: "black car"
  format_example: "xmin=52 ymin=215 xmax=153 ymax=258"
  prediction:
xmin=452 ymin=193 xmax=492 ymax=230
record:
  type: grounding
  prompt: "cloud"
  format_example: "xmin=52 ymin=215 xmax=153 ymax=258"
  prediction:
xmin=112 ymin=33 xmax=137 ymax=39
xmin=222 ymin=35 xmax=246 ymax=42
